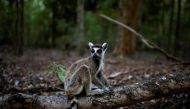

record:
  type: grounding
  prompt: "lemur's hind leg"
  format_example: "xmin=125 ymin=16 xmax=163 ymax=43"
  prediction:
xmin=72 ymin=65 xmax=104 ymax=96
xmin=76 ymin=65 xmax=92 ymax=96
xmin=67 ymin=65 xmax=105 ymax=108
xmin=79 ymin=67 xmax=105 ymax=96
xmin=65 ymin=65 xmax=91 ymax=97
xmin=66 ymin=65 xmax=91 ymax=109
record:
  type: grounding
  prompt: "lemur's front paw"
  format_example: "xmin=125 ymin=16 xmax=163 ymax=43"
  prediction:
xmin=90 ymin=88 xmax=105 ymax=95
xmin=109 ymin=88 xmax=114 ymax=93
xmin=104 ymin=87 xmax=113 ymax=94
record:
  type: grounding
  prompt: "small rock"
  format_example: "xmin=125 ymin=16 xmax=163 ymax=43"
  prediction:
xmin=109 ymin=72 xmax=122 ymax=79
xmin=156 ymin=81 xmax=159 ymax=85
xmin=169 ymin=74 xmax=174 ymax=77
xmin=161 ymin=76 xmax=166 ymax=80
xmin=144 ymin=74 xmax=150 ymax=78
xmin=127 ymin=75 xmax=133 ymax=79
xmin=28 ymin=84 xmax=33 ymax=88
xmin=14 ymin=80 xmax=20 ymax=86
xmin=39 ymin=77 xmax=44 ymax=81
xmin=150 ymin=99 xmax=156 ymax=103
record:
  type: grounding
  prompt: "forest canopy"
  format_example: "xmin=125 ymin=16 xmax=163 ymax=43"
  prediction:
xmin=0 ymin=0 xmax=190 ymax=58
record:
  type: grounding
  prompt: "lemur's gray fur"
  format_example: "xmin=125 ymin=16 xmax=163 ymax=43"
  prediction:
xmin=64 ymin=42 xmax=112 ymax=109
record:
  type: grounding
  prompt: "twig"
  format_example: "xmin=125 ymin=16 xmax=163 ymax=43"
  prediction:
xmin=170 ymin=61 xmax=190 ymax=66
xmin=99 ymin=14 xmax=185 ymax=62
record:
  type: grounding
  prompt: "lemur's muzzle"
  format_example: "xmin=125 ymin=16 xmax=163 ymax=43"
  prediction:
xmin=93 ymin=53 xmax=100 ymax=59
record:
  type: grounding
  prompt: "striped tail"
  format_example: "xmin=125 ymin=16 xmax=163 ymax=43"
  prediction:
xmin=70 ymin=96 xmax=78 ymax=109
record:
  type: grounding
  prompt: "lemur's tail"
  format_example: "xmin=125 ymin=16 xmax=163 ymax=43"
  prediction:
xmin=70 ymin=96 xmax=78 ymax=109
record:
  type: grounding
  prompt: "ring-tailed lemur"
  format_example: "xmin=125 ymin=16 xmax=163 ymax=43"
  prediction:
xmin=64 ymin=42 xmax=112 ymax=109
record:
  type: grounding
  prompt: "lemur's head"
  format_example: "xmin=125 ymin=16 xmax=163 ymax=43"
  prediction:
xmin=88 ymin=42 xmax=108 ymax=59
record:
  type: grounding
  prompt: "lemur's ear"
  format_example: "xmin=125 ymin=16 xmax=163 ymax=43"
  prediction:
xmin=102 ymin=42 xmax=108 ymax=51
xmin=88 ymin=42 xmax=94 ymax=49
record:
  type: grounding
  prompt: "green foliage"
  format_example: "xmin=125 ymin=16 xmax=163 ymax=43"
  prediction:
xmin=56 ymin=66 xmax=66 ymax=82
xmin=85 ymin=11 xmax=118 ymax=48
xmin=0 ymin=0 xmax=190 ymax=57
xmin=85 ymin=12 xmax=102 ymax=42
xmin=47 ymin=63 xmax=66 ymax=82
xmin=25 ymin=0 xmax=51 ymax=47
xmin=0 ymin=0 xmax=14 ymax=44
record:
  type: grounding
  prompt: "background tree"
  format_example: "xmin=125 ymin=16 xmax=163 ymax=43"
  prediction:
xmin=0 ymin=0 xmax=190 ymax=58
xmin=174 ymin=0 xmax=182 ymax=55
xmin=167 ymin=0 xmax=175 ymax=52
xmin=77 ymin=0 xmax=85 ymax=54
xmin=15 ymin=0 xmax=24 ymax=55
xmin=118 ymin=0 xmax=143 ymax=55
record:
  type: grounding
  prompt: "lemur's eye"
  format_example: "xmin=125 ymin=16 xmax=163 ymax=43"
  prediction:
xmin=91 ymin=49 xmax=95 ymax=53
xmin=97 ymin=49 xmax=102 ymax=53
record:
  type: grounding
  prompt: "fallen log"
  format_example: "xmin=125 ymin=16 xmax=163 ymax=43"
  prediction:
xmin=0 ymin=73 xmax=190 ymax=109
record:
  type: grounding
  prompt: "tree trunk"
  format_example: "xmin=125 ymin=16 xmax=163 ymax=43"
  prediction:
xmin=20 ymin=0 xmax=24 ymax=52
xmin=47 ymin=1 xmax=57 ymax=48
xmin=15 ymin=0 xmax=24 ymax=55
xmin=159 ymin=1 xmax=165 ymax=47
xmin=50 ymin=4 xmax=56 ymax=48
xmin=118 ymin=0 xmax=143 ymax=55
xmin=174 ymin=0 xmax=182 ymax=55
xmin=0 ymin=72 xmax=189 ymax=109
xmin=168 ymin=0 xmax=175 ymax=52
xmin=77 ymin=0 xmax=85 ymax=54
xmin=15 ymin=0 xmax=19 ymax=54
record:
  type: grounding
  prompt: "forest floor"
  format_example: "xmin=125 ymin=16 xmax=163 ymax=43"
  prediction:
xmin=0 ymin=46 xmax=190 ymax=109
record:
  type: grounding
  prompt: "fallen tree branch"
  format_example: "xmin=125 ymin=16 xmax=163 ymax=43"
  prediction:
xmin=3 ymin=84 xmax=64 ymax=95
xmin=99 ymin=14 xmax=186 ymax=62
xmin=170 ymin=61 xmax=190 ymax=66
xmin=0 ymin=73 xmax=190 ymax=109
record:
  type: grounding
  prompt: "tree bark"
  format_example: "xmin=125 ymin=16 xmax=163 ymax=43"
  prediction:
xmin=0 ymin=73 xmax=189 ymax=109
xmin=77 ymin=0 xmax=85 ymax=54
xmin=15 ymin=0 xmax=24 ymax=55
xmin=168 ymin=0 xmax=175 ymax=52
xmin=50 ymin=3 xmax=57 ymax=48
xmin=174 ymin=0 xmax=182 ymax=55
xmin=118 ymin=0 xmax=143 ymax=55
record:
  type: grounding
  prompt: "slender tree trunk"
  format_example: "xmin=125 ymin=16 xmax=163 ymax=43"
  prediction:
xmin=168 ymin=0 xmax=175 ymax=52
xmin=174 ymin=0 xmax=182 ymax=55
xmin=15 ymin=0 xmax=24 ymax=55
xmin=158 ymin=1 xmax=165 ymax=46
xmin=15 ymin=0 xmax=19 ymax=54
xmin=50 ymin=5 xmax=56 ymax=48
xmin=118 ymin=0 xmax=143 ymax=55
xmin=20 ymin=0 xmax=24 ymax=52
xmin=77 ymin=0 xmax=85 ymax=54
xmin=48 ymin=1 xmax=57 ymax=48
